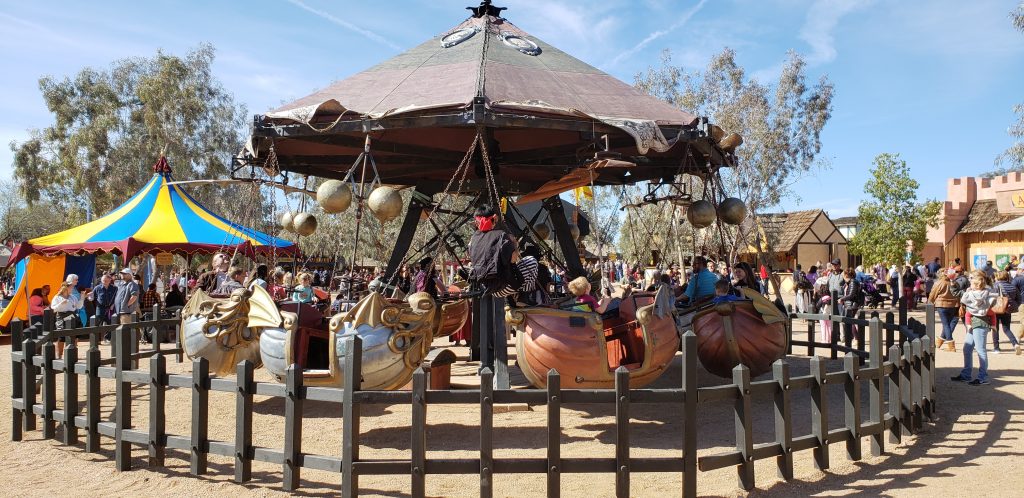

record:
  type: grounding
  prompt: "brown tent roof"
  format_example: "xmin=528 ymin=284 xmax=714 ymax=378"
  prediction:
xmin=959 ymin=199 xmax=1019 ymax=233
xmin=267 ymin=16 xmax=696 ymax=128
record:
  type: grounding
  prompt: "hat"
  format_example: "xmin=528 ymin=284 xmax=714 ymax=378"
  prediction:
xmin=119 ymin=268 xmax=133 ymax=275
xmin=831 ymin=259 xmax=841 ymax=266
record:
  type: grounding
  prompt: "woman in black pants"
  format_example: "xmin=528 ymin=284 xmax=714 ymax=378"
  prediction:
xmin=992 ymin=271 xmax=1021 ymax=355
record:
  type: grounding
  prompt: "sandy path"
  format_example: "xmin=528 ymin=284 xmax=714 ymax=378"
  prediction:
xmin=1 ymin=308 xmax=1022 ymax=497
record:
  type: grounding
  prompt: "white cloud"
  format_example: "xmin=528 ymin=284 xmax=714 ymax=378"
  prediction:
xmin=284 ymin=0 xmax=403 ymax=52
xmin=799 ymin=0 xmax=872 ymax=64
xmin=602 ymin=0 xmax=708 ymax=69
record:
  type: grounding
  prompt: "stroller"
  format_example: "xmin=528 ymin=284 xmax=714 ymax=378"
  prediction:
xmin=862 ymin=279 xmax=888 ymax=309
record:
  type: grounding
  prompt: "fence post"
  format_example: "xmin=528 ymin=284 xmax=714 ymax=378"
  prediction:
xmin=191 ymin=357 xmax=209 ymax=475
xmin=411 ymin=367 xmax=427 ymax=498
xmin=868 ymin=318 xmax=885 ymax=457
xmin=830 ymin=291 xmax=840 ymax=359
xmin=786 ymin=306 xmax=794 ymax=355
xmin=807 ymin=319 xmax=816 ymax=357
xmin=615 ymin=366 xmax=631 ymax=498
xmin=884 ymin=312 xmax=895 ymax=351
xmin=843 ymin=354 xmax=862 ymax=461
xmin=924 ymin=304 xmax=937 ymax=418
xmin=235 ymin=360 xmax=255 ymax=483
xmin=115 ymin=325 xmax=133 ymax=471
xmin=479 ymin=367 xmax=494 ymax=498
xmin=546 ymin=369 xmax=560 ymax=498
xmin=342 ymin=335 xmax=363 ymax=498
xmin=22 ymin=334 xmax=37 ymax=433
xmin=149 ymin=347 xmax=166 ymax=467
xmin=911 ymin=340 xmax=924 ymax=431
xmin=855 ymin=310 xmax=866 ymax=351
xmin=887 ymin=345 xmax=903 ymax=445
xmin=84 ymin=338 xmax=101 ymax=452
xmin=284 ymin=365 xmax=303 ymax=491
xmin=810 ymin=356 xmax=829 ymax=470
xmin=733 ymin=364 xmax=754 ymax=491
xmin=63 ymin=340 xmax=79 ymax=445
xmin=10 ymin=319 xmax=24 ymax=441
xmin=900 ymin=341 xmax=913 ymax=438
xmin=772 ymin=361 xmax=793 ymax=480
xmin=41 ymin=340 xmax=56 ymax=439
xmin=682 ymin=331 xmax=697 ymax=498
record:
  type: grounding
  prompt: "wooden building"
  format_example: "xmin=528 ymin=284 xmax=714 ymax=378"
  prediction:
xmin=928 ymin=173 xmax=1024 ymax=269
xmin=743 ymin=209 xmax=848 ymax=271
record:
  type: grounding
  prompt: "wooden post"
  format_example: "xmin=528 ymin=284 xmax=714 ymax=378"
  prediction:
xmin=41 ymin=341 xmax=56 ymax=439
xmin=284 ymin=365 xmax=303 ymax=491
xmin=868 ymin=318 xmax=885 ymax=457
xmin=235 ymin=360 xmax=255 ymax=483
xmin=63 ymin=341 xmax=79 ymax=445
xmin=884 ymin=312 xmax=895 ymax=351
xmin=115 ymin=325 xmax=133 ymax=471
xmin=149 ymin=349 xmax=166 ymax=467
xmin=807 ymin=319 xmax=816 ymax=357
xmin=772 ymin=361 xmax=794 ymax=480
xmin=855 ymin=310 xmax=866 ymax=351
xmin=810 ymin=356 xmax=829 ymax=470
xmin=830 ymin=291 xmax=840 ymax=359
xmin=86 ymin=341 xmax=101 ymax=452
xmin=786 ymin=306 xmax=794 ymax=355
xmin=733 ymin=365 xmax=754 ymax=490
xmin=911 ymin=340 xmax=924 ymax=432
xmin=546 ymin=369 xmax=561 ymax=498
xmin=901 ymin=341 xmax=913 ymax=438
xmin=10 ymin=320 xmax=24 ymax=441
xmin=411 ymin=367 xmax=427 ymax=498
xmin=681 ymin=331 xmax=698 ymax=498
xmin=887 ymin=345 xmax=903 ymax=445
xmin=843 ymin=355 xmax=862 ymax=461
xmin=191 ymin=357 xmax=209 ymax=475
xmin=615 ymin=366 xmax=630 ymax=498
xmin=22 ymin=335 xmax=37 ymax=433
xmin=479 ymin=367 xmax=494 ymax=498
xmin=342 ymin=335 xmax=362 ymax=498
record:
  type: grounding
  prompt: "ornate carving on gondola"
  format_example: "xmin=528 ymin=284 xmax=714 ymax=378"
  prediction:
xmin=181 ymin=286 xmax=282 ymax=376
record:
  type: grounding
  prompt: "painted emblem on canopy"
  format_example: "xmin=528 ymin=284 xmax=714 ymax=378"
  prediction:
xmin=499 ymin=31 xmax=540 ymax=55
xmin=441 ymin=27 xmax=479 ymax=48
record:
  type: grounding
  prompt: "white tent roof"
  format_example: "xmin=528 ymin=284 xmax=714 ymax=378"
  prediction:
xmin=985 ymin=215 xmax=1024 ymax=232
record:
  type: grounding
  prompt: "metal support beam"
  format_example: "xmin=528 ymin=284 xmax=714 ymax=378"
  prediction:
xmin=382 ymin=189 xmax=429 ymax=284
xmin=543 ymin=196 xmax=586 ymax=278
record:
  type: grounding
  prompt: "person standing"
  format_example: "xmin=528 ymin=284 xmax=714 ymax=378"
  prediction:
xmin=827 ymin=259 xmax=844 ymax=298
xmin=952 ymin=270 xmax=996 ymax=385
xmin=113 ymin=268 xmax=140 ymax=326
xmin=992 ymin=271 xmax=1022 ymax=355
xmin=91 ymin=273 xmax=117 ymax=326
xmin=468 ymin=204 xmax=516 ymax=389
xmin=793 ymin=264 xmax=812 ymax=314
xmin=50 ymin=282 xmax=84 ymax=358
xmin=839 ymin=269 xmax=864 ymax=345
xmin=928 ymin=269 xmax=961 ymax=352
xmin=983 ymin=260 xmax=996 ymax=282
xmin=901 ymin=264 xmax=919 ymax=310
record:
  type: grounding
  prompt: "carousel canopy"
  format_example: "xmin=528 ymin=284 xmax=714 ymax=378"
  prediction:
xmin=8 ymin=159 xmax=297 ymax=266
xmin=251 ymin=2 xmax=733 ymax=195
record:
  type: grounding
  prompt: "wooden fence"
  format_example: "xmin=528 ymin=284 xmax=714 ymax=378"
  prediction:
xmin=9 ymin=304 xmax=939 ymax=497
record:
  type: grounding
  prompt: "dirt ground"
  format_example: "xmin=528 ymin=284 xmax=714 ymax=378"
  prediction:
xmin=1 ymin=304 xmax=1022 ymax=497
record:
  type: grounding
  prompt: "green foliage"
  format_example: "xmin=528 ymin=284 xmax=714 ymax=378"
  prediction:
xmin=0 ymin=181 xmax=70 ymax=242
xmin=9 ymin=44 xmax=256 ymax=226
xmin=849 ymin=153 xmax=941 ymax=265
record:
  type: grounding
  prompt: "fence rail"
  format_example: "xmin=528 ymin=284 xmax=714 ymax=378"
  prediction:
xmin=9 ymin=303 xmax=939 ymax=497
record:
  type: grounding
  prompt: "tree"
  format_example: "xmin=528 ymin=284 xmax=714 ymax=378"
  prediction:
xmin=9 ymin=44 xmax=254 ymax=226
xmin=849 ymin=153 xmax=941 ymax=266
xmin=634 ymin=49 xmax=834 ymax=260
xmin=0 ymin=181 xmax=70 ymax=243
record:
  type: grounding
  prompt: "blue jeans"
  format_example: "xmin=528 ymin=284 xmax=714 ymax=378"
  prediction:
xmin=959 ymin=326 xmax=989 ymax=382
xmin=993 ymin=313 xmax=1019 ymax=350
xmin=936 ymin=307 xmax=959 ymax=341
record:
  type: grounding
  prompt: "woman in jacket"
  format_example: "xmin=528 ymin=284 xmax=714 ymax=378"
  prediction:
xmin=50 ymin=282 xmax=84 ymax=359
xmin=928 ymin=270 xmax=961 ymax=351
xmin=992 ymin=271 xmax=1021 ymax=355
xmin=839 ymin=268 xmax=864 ymax=345
xmin=901 ymin=265 xmax=919 ymax=310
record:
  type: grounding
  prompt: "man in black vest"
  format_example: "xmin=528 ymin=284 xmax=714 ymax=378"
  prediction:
xmin=469 ymin=204 xmax=515 ymax=389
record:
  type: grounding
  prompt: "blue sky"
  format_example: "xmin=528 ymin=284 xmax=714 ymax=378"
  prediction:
xmin=1 ymin=0 xmax=1022 ymax=218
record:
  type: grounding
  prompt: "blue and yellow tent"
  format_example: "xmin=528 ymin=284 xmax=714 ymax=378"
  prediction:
xmin=8 ymin=158 xmax=297 ymax=266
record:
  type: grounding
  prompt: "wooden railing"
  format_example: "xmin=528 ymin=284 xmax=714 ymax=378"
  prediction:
xmin=9 ymin=304 xmax=939 ymax=497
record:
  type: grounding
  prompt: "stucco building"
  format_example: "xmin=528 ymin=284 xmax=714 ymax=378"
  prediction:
xmin=927 ymin=172 xmax=1024 ymax=269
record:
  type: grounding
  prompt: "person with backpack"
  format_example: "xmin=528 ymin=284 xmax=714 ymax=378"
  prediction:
xmin=468 ymin=204 xmax=516 ymax=389
xmin=992 ymin=271 xmax=1021 ymax=355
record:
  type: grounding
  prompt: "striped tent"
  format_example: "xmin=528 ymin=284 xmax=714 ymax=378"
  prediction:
xmin=8 ymin=160 xmax=296 ymax=266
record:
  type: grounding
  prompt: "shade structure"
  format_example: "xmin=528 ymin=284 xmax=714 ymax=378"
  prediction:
xmin=250 ymin=4 xmax=734 ymax=196
xmin=8 ymin=169 xmax=297 ymax=266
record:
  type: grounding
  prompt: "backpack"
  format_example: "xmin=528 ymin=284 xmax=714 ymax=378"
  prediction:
xmin=469 ymin=229 xmax=515 ymax=291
